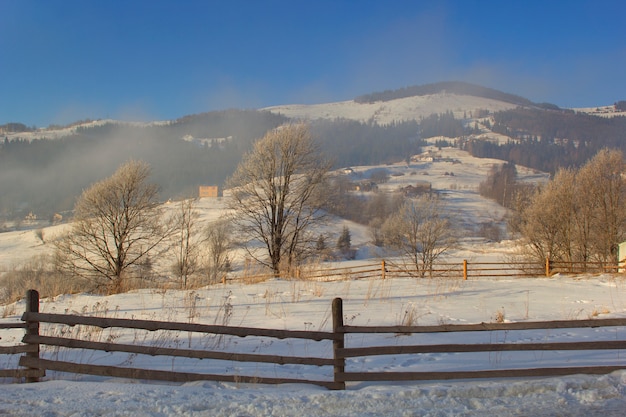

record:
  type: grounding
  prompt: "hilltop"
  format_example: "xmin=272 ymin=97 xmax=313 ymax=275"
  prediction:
xmin=264 ymin=91 xmax=516 ymax=125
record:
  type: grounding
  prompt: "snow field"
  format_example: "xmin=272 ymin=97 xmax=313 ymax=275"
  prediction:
xmin=1 ymin=272 xmax=626 ymax=416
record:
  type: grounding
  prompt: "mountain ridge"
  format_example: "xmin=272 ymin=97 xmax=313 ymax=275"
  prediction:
xmin=3 ymin=81 xmax=621 ymax=135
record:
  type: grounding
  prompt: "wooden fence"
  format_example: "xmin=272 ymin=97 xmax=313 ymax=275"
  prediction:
xmin=0 ymin=322 xmax=39 ymax=380
xmin=3 ymin=291 xmax=626 ymax=388
xmin=235 ymin=258 xmax=619 ymax=283
xmin=0 ymin=291 xmax=43 ymax=381
xmin=332 ymin=298 xmax=626 ymax=387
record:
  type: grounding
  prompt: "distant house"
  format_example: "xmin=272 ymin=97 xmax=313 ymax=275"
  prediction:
xmin=399 ymin=181 xmax=432 ymax=197
xmin=355 ymin=181 xmax=378 ymax=192
xmin=199 ymin=185 xmax=220 ymax=198
xmin=410 ymin=151 xmax=438 ymax=163
xmin=23 ymin=212 xmax=37 ymax=223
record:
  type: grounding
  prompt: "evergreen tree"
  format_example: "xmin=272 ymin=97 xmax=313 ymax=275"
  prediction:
xmin=337 ymin=226 xmax=352 ymax=256
xmin=316 ymin=234 xmax=326 ymax=252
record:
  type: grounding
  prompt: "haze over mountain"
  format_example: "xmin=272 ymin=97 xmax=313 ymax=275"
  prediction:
xmin=1 ymin=82 xmax=625 ymax=224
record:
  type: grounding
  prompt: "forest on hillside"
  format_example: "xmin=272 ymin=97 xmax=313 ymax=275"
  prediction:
xmin=464 ymin=108 xmax=626 ymax=173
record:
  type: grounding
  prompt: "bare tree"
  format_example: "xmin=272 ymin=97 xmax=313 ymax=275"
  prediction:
xmin=516 ymin=148 xmax=626 ymax=271
xmin=578 ymin=148 xmax=626 ymax=264
xmin=204 ymin=219 xmax=232 ymax=284
xmin=518 ymin=168 xmax=577 ymax=265
xmin=226 ymin=123 xmax=331 ymax=276
xmin=171 ymin=198 xmax=201 ymax=288
xmin=55 ymin=160 xmax=168 ymax=292
xmin=382 ymin=195 xmax=456 ymax=277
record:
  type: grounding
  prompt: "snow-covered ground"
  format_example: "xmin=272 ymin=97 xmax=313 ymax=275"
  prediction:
xmin=1 ymin=272 xmax=625 ymax=416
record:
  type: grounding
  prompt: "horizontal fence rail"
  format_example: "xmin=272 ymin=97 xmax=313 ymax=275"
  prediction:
xmin=20 ymin=312 xmax=337 ymax=342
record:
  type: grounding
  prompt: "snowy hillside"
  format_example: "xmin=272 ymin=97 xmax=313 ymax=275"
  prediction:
xmin=1 ymin=119 xmax=171 ymax=142
xmin=264 ymin=93 xmax=518 ymax=125
xmin=0 ymin=146 xmax=548 ymax=272
xmin=573 ymin=105 xmax=626 ymax=118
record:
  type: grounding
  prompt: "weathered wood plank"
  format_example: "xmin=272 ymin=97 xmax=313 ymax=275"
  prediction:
xmin=343 ymin=317 xmax=626 ymax=334
xmin=18 ymin=356 xmax=341 ymax=389
xmin=22 ymin=334 xmax=336 ymax=366
xmin=339 ymin=340 xmax=626 ymax=358
xmin=339 ymin=366 xmax=626 ymax=382
xmin=332 ymin=297 xmax=346 ymax=390
xmin=0 ymin=344 xmax=38 ymax=355
xmin=24 ymin=289 xmax=40 ymax=383
xmin=0 ymin=368 xmax=45 ymax=379
xmin=0 ymin=322 xmax=27 ymax=329
xmin=21 ymin=312 xmax=338 ymax=341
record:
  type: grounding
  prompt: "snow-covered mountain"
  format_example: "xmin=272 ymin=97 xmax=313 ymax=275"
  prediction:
xmin=3 ymin=91 xmax=518 ymax=141
xmin=264 ymin=92 xmax=518 ymax=125
xmin=3 ymin=82 xmax=622 ymax=141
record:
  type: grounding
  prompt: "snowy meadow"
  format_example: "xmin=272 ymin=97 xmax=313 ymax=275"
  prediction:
xmin=1 ymin=269 xmax=626 ymax=416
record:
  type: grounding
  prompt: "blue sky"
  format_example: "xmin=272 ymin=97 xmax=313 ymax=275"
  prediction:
xmin=1 ymin=0 xmax=625 ymax=127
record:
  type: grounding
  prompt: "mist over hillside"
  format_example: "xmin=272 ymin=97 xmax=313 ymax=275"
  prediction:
xmin=1 ymin=82 xmax=625 ymax=225
xmin=0 ymin=111 xmax=425 ymax=222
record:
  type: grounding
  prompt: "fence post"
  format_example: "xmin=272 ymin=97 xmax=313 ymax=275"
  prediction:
xmin=332 ymin=297 xmax=346 ymax=390
xmin=381 ymin=260 xmax=386 ymax=280
xmin=545 ymin=257 xmax=551 ymax=277
xmin=24 ymin=289 xmax=40 ymax=383
xmin=463 ymin=260 xmax=468 ymax=280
